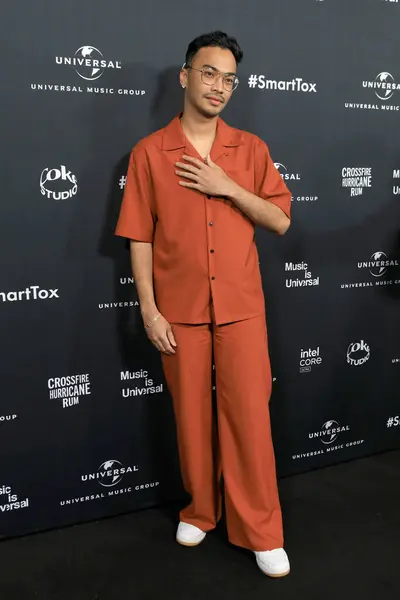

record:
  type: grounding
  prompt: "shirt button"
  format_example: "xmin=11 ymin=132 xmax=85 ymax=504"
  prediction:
xmin=210 ymin=249 xmax=214 ymax=253
xmin=211 ymin=276 xmax=215 ymax=280
xmin=207 ymin=195 xmax=211 ymax=199
xmin=209 ymin=222 xmax=213 ymax=226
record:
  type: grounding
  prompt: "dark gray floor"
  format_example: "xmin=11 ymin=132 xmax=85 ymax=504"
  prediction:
xmin=1 ymin=450 xmax=399 ymax=600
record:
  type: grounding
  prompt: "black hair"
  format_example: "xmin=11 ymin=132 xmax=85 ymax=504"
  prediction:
xmin=185 ymin=31 xmax=243 ymax=66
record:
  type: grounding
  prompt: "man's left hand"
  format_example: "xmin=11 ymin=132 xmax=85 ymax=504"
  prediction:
xmin=175 ymin=155 xmax=235 ymax=198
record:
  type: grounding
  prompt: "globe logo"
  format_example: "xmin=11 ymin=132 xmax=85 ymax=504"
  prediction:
xmin=274 ymin=162 xmax=287 ymax=173
xmin=320 ymin=420 xmax=340 ymax=445
xmin=374 ymin=72 xmax=395 ymax=101
xmin=369 ymin=251 xmax=388 ymax=277
xmin=74 ymin=46 xmax=104 ymax=81
xmin=98 ymin=460 xmax=124 ymax=487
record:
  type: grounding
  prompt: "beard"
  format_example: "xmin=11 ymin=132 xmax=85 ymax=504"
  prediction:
xmin=197 ymin=97 xmax=225 ymax=118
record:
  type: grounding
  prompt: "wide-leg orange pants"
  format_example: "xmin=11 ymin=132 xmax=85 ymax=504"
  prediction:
xmin=161 ymin=314 xmax=284 ymax=552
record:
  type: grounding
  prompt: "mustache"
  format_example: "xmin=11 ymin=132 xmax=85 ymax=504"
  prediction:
xmin=205 ymin=94 xmax=224 ymax=103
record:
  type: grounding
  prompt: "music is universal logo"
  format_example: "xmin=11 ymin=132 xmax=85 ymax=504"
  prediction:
xmin=31 ymin=45 xmax=146 ymax=96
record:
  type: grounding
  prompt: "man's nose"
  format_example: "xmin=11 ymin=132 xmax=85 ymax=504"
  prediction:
xmin=211 ymin=75 xmax=224 ymax=93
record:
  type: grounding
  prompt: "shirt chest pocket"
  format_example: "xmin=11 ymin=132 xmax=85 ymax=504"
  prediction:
xmin=215 ymin=167 xmax=256 ymax=231
xmin=225 ymin=168 xmax=255 ymax=195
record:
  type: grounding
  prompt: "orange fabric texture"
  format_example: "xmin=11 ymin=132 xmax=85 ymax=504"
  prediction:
xmin=115 ymin=115 xmax=291 ymax=325
xmin=161 ymin=315 xmax=284 ymax=551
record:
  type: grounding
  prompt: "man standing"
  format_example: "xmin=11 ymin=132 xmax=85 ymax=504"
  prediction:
xmin=115 ymin=31 xmax=292 ymax=578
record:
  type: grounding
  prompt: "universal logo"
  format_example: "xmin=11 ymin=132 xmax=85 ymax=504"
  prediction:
xmin=359 ymin=251 xmax=399 ymax=278
xmin=0 ymin=414 xmax=17 ymax=424
xmin=293 ymin=418 xmax=364 ymax=460
xmin=56 ymin=46 xmax=121 ymax=81
xmin=341 ymin=251 xmax=400 ymax=289
xmin=81 ymin=460 xmax=139 ymax=487
xmin=274 ymin=163 xmax=301 ymax=182
xmin=275 ymin=162 xmax=318 ymax=203
xmin=309 ymin=420 xmax=350 ymax=445
xmin=345 ymin=72 xmax=400 ymax=111
xmin=31 ymin=46 xmax=145 ymax=96
xmin=364 ymin=72 xmax=398 ymax=100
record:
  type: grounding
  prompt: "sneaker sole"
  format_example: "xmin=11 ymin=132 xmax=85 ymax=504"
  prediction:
xmin=176 ymin=536 xmax=206 ymax=547
xmin=260 ymin=568 xmax=290 ymax=578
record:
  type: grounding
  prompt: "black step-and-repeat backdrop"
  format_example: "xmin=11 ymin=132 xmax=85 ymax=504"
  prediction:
xmin=1 ymin=0 xmax=399 ymax=539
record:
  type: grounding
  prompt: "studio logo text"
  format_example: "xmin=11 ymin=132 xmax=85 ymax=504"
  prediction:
xmin=347 ymin=340 xmax=370 ymax=366
xmin=40 ymin=165 xmax=78 ymax=200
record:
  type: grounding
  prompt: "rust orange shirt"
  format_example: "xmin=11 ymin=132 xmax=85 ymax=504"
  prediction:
xmin=115 ymin=115 xmax=291 ymax=325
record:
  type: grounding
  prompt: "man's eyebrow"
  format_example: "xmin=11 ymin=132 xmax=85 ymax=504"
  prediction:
xmin=202 ymin=64 xmax=236 ymax=75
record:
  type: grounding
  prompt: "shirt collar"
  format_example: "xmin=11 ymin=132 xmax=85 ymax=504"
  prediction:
xmin=161 ymin=113 xmax=244 ymax=151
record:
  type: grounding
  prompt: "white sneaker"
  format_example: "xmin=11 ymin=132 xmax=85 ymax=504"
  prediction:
xmin=254 ymin=548 xmax=290 ymax=578
xmin=176 ymin=522 xmax=207 ymax=547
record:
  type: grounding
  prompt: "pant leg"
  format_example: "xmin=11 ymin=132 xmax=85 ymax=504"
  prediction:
xmin=161 ymin=323 xmax=222 ymax=531
xmin=213 ymin=314 xmax=284 ymax=551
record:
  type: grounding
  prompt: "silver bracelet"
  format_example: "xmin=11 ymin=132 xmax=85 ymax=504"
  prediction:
xmin=144 ymin=313 xmax=161 ymax=330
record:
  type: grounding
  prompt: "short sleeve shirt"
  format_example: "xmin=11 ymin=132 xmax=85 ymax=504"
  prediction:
xmin=115 ymin=115 xmax=291 ymax=325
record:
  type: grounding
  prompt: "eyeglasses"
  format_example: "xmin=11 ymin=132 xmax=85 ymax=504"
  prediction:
xmin=183 ymin=63 xmax=239 ymax=92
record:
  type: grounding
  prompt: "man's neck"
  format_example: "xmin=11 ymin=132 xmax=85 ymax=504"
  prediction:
xmin=180 ymin=105 xmax=218 ymax=142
